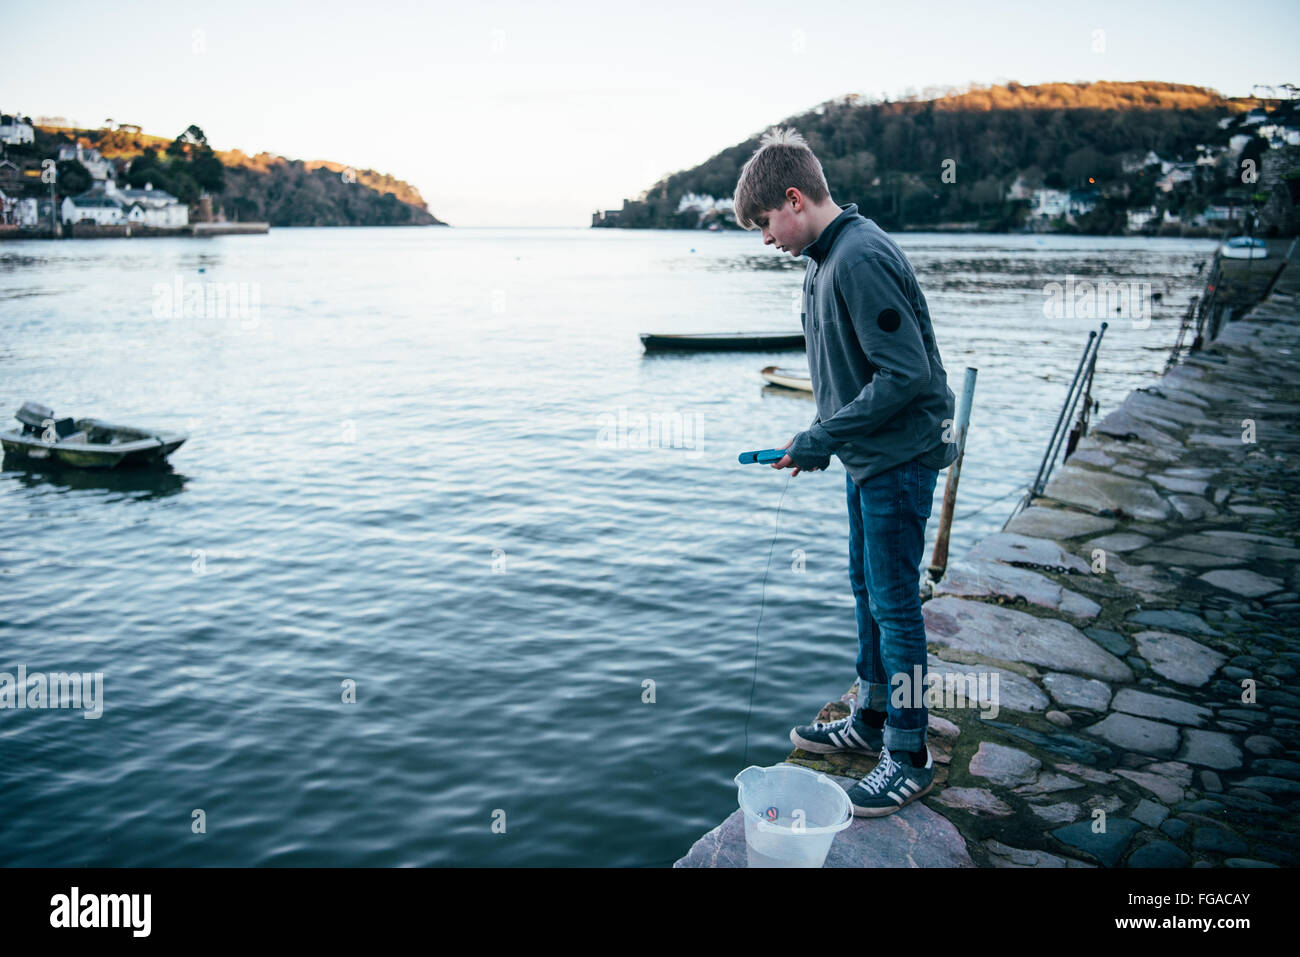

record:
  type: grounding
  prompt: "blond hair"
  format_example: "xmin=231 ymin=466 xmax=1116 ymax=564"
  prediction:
xmin=732 ymin=127 xmax=830 ymax=230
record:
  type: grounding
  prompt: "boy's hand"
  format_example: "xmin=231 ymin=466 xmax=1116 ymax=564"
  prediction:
xmin=771 ymin=436 xmax=827 ymax=476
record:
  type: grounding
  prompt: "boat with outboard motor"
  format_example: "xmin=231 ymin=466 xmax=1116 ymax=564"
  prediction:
xmin=0 ymin=401 xmax=188 ymax=469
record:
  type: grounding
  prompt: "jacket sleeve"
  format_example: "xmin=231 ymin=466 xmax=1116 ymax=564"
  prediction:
xmin=801 ymin=256 xmax=932 ymax=455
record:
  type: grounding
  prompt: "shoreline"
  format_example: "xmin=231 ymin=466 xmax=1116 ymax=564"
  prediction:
xmin=594 ymin=223 xmax=1275 ymax=239
xmin=0 ymin=222 xmax=452 ymax=241
xmin=0 ymin=222 xmax=270 ymax=240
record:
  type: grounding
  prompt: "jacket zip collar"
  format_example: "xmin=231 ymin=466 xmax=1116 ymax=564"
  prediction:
xmin=802 ymin=203 xmax=860 ymax=265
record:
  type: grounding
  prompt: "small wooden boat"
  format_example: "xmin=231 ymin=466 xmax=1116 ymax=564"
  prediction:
xmin=640 ymin=331 xmax=805 ymax=352
xmin=1 ymin=402 xmax=188 ymax=469
xmin=760 ymin=365 xmax=813 ymax=392
xmin=1219 ymin=236 xmax=1268 ymax=260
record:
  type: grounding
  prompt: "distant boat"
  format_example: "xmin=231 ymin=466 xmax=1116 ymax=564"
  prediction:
xmin=1220 ymin=236 xmax=1268 ymax=260
xmin=760 ymin=365 xmax=813 ymax=392
xmin=1 ymin=402 xmax=187 ymax=469
xmin=640 ymin=331 xmax=805 ymax=352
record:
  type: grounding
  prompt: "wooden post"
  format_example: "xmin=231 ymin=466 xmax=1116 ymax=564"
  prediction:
xmin=926 ymin=367 xmax=978 ymax=587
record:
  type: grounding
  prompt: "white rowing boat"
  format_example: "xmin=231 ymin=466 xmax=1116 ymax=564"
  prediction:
xmin=760 ymin=365 xmax=813 ymax=392
xmin=1219 ymin=236 xmax=1268 ymax=260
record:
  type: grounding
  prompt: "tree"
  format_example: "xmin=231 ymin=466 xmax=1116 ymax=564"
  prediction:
xmin=1064 ymin=147 xmax=1102 ymax=186
xmin=167 ymin=124 xmax=211 ymax=159
xmin=166 ymin=169 xmax=200 ymax=205
xmin=970 ymin=174 xmax=1004 ymax=213
xmin=1019 ymin=165 xmax=1046 ymax=189
xmin=55 ymin=159 xmax=92 ymax=196
xmin=155 ymin=126 xmax=226 ymax=195
xmin=127 ymin=147 xmax=164 ymax=187
xmin=192 ymin=153 xmax=225 ymax=193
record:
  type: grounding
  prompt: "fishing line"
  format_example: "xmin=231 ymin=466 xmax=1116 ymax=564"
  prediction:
xmin=956 ymin=483 xmax=1027 ymax=522
xmin=742 ymin=469 xmax=793 ymax=767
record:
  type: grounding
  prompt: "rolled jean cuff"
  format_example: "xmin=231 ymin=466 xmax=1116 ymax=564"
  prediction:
xmin=883 ymin=724 xmax=927 ymax=753
xmin=857 ymin=680 xmax=890 ymax=714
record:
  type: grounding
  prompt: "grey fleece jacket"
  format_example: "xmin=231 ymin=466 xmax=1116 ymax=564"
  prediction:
xmin=786 ymin=203 xmax=959 ymax=485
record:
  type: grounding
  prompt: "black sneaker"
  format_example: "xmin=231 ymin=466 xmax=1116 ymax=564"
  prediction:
xmin=846 ymin=745 xmax=935 ymax=817
xmin=789 ymin=709 xmax=884 ymax=755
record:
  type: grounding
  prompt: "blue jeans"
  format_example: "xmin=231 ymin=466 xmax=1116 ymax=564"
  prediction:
xmin=846 ymin=459 xmax=938 ymax=754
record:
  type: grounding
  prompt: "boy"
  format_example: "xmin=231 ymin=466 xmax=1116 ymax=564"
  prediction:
xmin=733 ymin=127 xmax=958 ymax=816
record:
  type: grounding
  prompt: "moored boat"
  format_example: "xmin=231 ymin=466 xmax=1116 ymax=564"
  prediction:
xmin=1219 ymin=236 xmax=1268 ymax=260
xmin=760 ymin=365 xmax=813 ymax=392
xmin=640 ymin=331 xmax=805 ymax=352
xmin=1 ymin=402 xmax=188 ymax=469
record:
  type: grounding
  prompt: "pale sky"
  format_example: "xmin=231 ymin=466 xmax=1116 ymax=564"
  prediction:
xmin=4 ymin=0 xmax=1297 ymax=226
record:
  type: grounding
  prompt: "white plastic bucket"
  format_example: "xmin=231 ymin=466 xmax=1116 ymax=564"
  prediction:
xmin=734 ymin=764 xmax=853 ymax=867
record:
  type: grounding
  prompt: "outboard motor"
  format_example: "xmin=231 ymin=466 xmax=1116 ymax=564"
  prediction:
xmin=15 ymin=402 xmax=75 ymax=439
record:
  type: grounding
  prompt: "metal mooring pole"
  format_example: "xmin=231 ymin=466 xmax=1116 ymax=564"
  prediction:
xmin=926 ymin=366 xmax=978 ymax=588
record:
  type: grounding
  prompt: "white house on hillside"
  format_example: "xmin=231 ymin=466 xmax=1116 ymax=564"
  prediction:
xmin=1120 ymin=150 xmax=1161 ymax=173
xmin=62 ymin=191 xmax=125 ymax=225
xmin=1228 ymin=134 xmax=1253 ymax=160
xmin=1028 ymin=188 xmax=1069 ymax=219
xmin=1126 ymin=206 xmax=1158 ymax=232
xmin=1067 ymin=188 xmax=1099 ymax=216
xmin=0 ymin=112 xmax=35 ymax=145
xmin=62 ymin=180 xmax=188 ymax=227
xmin=117 ymin=182 xmax=188 ymax=226
xmin=15 ymin=197 xmax=56 ymax=228
xmin=57 ymin=142 xmax=115 ymax=180
xmin=1005 ymin=175 xmax=1034 ymax=200
xmin=1257 ymin=124 xmax=1300 ymax=148
xmin=1156 ymin=163 xmax=1198 ymax=192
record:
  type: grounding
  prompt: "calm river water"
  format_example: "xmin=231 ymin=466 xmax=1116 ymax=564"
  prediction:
xmin=0 ymin=226 xmax=1214 ymax=865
